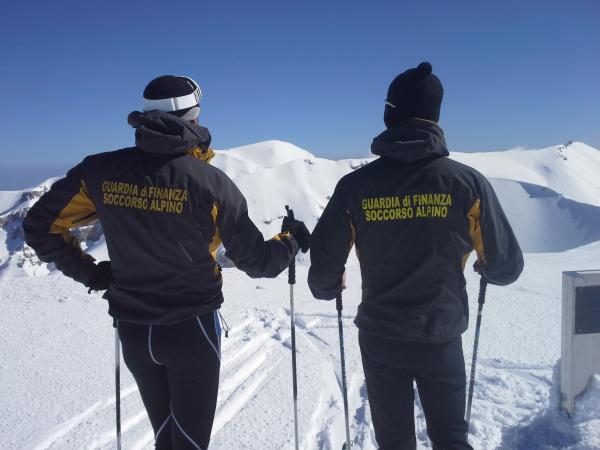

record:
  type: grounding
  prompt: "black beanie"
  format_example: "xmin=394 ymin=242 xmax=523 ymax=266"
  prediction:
xmin=384 ymin=62 xmax=443 ymax=127
xmin=142 ymin=75 xmax=201 ymax=118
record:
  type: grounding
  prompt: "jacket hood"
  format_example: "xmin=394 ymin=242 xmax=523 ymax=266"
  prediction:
xmin=128 ymin=110 xmax=211 ymax=155
xmin=371 ymin=118 xmax=449 ymax=164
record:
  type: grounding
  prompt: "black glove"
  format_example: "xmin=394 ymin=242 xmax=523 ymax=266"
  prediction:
xmin=279 ymin=233 xmax=300 ymax=257
xmin=86 ymin=261 xmax=112 ymax=293
xmin=473 ymin=259 xmax=489 ymax=280
xmin=282 ymin=207 xmax=310 ymax=253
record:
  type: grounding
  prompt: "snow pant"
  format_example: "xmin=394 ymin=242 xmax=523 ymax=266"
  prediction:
xmin=117 ymin=311 xmax=222 ymax=450
xmin=359 ymin=332 xmax=473 ymax=450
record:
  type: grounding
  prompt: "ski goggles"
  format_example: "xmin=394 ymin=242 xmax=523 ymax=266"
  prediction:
xmin=143 ymin=76 xmax=202 ymax=113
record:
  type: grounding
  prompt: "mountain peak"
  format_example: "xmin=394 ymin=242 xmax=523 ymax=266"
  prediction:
xmin=217 ymin=140 xmax=315 ymax=167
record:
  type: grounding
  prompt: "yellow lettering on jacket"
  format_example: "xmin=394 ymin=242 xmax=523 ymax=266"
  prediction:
xmin=361 ymin=193 xmax=452 ymax=222
xmin=101 ymin=181 xmax=189 ymax=215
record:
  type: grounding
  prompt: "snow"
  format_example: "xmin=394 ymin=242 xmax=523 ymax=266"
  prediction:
xmin=0 ymin=177 xmax=61 ymax=215
xmin=488 ymin=179 xmax=600 ymax=252
xmin=452 ymin=142 xmax=600 ymax=207
xmin=218 ymin=140 xmax=314 ymax=166
xmin=2 ymin=247 xmax=600 ymax=449
xmin=1 ymin=140 xmax=600 ymax=449
xmin=0 ymin=190 xmax=26 ymax=216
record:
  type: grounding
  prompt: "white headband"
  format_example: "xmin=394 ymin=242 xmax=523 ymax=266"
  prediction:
xmin=143 ymin=89 xmax=201 ymax=112
xmin=143 ymin=77 xmax=202 ymax=112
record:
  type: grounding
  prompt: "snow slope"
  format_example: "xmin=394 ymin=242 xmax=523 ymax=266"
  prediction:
xmin=452 ymin=142 xmax=600 ymax=207
xmin=1 ymin=140 xmax=600 ymax=449
xmin=2 ymin=245 xmax=600 ymax=450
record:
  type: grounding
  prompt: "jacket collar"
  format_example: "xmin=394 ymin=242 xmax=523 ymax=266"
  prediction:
xmin=128 ymin=110 xmax=212 ymax=156
xmin=371 ymin=118 xmax=449 ymax=164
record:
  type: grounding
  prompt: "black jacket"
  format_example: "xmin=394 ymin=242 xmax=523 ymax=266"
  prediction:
xmin=308 ymin=119 xmax=523 ymax=343
xmin=23 ymin=111 xmax=294 ymax=324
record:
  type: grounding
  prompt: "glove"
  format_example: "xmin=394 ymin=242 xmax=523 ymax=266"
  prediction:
xmin=278 ymin=233 xmax=300 ymax=257
xmin=282 ymin=214 xmax=310 ymax=253
xmin=473 ymin=259 xmax=489 ymax=280
xmin=86 ymin=261 xmax=112 ymax=292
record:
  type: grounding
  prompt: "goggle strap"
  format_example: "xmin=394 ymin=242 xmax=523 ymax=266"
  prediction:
xmin=143 ymin=86 xmax=202 ymax=112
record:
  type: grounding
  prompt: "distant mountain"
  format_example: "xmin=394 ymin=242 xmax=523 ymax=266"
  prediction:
xmin=1 ymin=140 xmax=599 ymax=278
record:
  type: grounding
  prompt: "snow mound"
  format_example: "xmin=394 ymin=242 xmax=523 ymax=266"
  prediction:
xmin=211 ymin=140 xmax=316 ymax=180
xmin=217 ymin=140 xmax=314 ymax=166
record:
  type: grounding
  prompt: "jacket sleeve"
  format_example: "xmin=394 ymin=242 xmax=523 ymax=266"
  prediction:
xmin=22 ymin=159 xmax=102 ymax=285
xmin=308 ymin=181 xmax=354 ymax=300
xmin=213 ymin=176 xmax=293 ymax=278
xmin=468 ymin=175 xmax=524 ymax=286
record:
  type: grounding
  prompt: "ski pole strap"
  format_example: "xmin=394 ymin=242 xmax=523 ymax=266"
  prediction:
xmin=336 ymin=293 xmax=343 ymax=312
xmin=217 ymin=310 xmax=230 ymax=338
xmin=478 ymin=277 xmax=488 ymax=305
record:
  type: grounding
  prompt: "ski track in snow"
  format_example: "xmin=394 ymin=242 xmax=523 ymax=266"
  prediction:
xmin=1 ymin=310 xmax=583 ymax=450
xmin=4 ymin=245 xmax=600 ymax=449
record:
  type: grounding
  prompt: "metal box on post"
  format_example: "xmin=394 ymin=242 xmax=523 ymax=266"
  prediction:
xmin=561 ymin=270 xmax=600 ymax=415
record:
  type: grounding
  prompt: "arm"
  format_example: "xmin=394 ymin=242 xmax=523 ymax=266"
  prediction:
xmin=22 ymin=160 xmax=106 ymax=287
xmin=213 ymin=176 xmax=294 ymax=278
xmin=468 ymin=176 xmax=524 ymax=286
xmin=308 ymin=182 xmax=354 ymax=299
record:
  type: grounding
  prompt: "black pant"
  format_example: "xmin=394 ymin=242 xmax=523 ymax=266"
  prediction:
xmin=118 ymin=312 xmax=221 ymax=450
xmin=359 ymin=332 xmax=473 ymax=450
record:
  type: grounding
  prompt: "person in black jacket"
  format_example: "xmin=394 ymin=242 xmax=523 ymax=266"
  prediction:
xmin=308 ymin=63 xmax=523 ymax=450
xmin=23 ymin=75 xmax=310 ymax=450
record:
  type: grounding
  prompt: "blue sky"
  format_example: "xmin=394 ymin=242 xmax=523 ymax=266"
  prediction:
xmin=0 ymin=0 xmax=599 ymax=188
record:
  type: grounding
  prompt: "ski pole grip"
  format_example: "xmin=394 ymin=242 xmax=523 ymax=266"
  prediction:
xmin=288 ymin=257 xmax=296 ymax=285
xmin=478 ymin=277 xmax=488 ymax=305
xmin=336 ymin=293 xmax=343 ymax=312
xmin=285 ymin=204 xmax=295 ymax=220
xmin=285 ymin=205 xmax=296 ymax=285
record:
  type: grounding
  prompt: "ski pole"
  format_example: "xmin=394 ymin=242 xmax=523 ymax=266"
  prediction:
xmin=285 ymin=205 xmax=300 ymax=450
xmin=114 ymin=320 xmax=122 ymax=450
xmin=336 ymin=293 xmax=353 ymax=450
xmin=466 ymin=277 xmax=488 ymax=433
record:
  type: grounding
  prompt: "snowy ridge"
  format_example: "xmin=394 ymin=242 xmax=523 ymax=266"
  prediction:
xmin=2 ymin=140 xmax=599 ymax=277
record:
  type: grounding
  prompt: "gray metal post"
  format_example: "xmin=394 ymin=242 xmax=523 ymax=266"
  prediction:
xmin=561 ymin=270 xmax=600 ymax=415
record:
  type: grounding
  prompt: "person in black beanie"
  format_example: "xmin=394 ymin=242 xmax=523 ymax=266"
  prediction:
xmin=23 ymin=75 xmax=311 ymax=449
xmin=384 ymin=61 xmax=443 ymax=126
xmin=309 ymin=62 xmax=523 ymax=449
